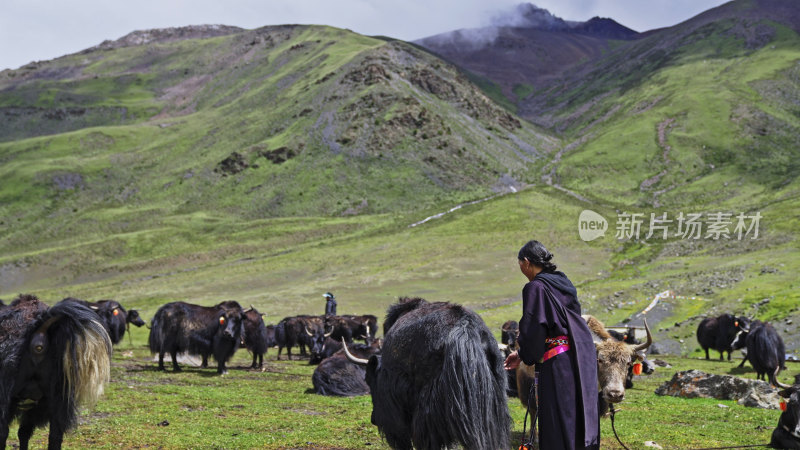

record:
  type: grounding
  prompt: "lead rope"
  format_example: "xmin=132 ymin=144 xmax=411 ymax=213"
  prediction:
xmin=608 ymin=403 xmax=630 ymax=450
xmin=519 ymin=370 xmax=539 ymax=450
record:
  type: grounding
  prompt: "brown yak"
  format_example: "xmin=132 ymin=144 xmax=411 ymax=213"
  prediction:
xmin=516 ymin=315 xmax=652 ymax=416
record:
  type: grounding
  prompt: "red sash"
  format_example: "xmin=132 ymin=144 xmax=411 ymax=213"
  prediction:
xmin=542 ymin=335 xmax=570 ymax=362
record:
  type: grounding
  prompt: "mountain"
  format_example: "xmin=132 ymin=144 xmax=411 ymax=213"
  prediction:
xmin=420 ymin=0 xmax=800 ymax=353
xmin=0 ymin=24 xmax=555 ymax=231
xmin=415 ymin=4 xmax=641 ymax=103
xmin=0 ymin=2 xmax=798 ymax=358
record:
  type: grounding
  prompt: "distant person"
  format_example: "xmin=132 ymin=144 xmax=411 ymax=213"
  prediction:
xmin=504 ymin=240 xmax=599 ymax=450
xmin=323 ymin=292 xmax=337 ymax=316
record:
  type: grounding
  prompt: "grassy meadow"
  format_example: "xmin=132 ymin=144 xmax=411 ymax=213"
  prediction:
xmin=2 ymin=328 xmax=794 ymax=449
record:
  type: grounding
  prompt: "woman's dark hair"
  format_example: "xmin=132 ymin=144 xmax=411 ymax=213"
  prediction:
xmin=518 ymin=240 xmax=557 ymax=272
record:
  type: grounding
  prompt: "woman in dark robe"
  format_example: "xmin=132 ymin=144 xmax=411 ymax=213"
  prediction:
xmin=504 ymin=240 xmax=600 ymax=450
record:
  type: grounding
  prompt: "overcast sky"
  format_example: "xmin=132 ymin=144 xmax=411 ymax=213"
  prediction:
xmin=1 ymin=0 xmax=731 ymax=71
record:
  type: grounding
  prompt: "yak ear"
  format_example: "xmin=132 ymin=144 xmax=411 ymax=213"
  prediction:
xmin=778 ymin=387 xmax=795 ymax=399
xmin=367 ymin=354 xmax=381 ymax=374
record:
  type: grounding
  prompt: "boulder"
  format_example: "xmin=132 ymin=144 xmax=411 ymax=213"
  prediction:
xmin=654 ymin=369 xmax=781 ymax=409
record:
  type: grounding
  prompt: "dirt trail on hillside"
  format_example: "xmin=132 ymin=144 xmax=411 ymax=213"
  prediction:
xmin=640 ymin=118 xmax=676 ymax=207
xmin=541 ymin=135 xmax=593 ymax=203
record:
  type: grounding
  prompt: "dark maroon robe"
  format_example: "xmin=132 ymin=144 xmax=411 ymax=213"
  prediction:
xmin=518 ymin=271 xmax=600 ymax=450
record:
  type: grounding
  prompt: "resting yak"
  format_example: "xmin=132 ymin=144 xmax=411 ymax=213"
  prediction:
xmin=344 ymin=297 xmax=510 ymax=450
xmin=148 ymin=300 xmax=244 ymax=374
xmin=0 ymin=294 xmax=112 ymax=450
xmin=773 ymin=384 xmax=800 ymax=450
xmin=313 ymin=340 xmax=380 ymax=396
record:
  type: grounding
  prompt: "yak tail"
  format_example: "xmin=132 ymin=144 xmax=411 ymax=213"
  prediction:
xmin=148 ymin=309 xmax=166 ymax=354
xmin=49 ymin=300 xmax=112 ymax=422
xmin=275 ymin=321 xmax=287 ymax=347
xmin=415 ymin=319 xmax=511 ymax=450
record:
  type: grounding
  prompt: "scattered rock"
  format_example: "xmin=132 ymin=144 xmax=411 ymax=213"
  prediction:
xmin=644 ymin=441 xmax=663 ymax=449
xmin=259 ymin=147 xmax=297 ymax=164
xmin=215 ymin=152 xmax=249 ymax=175
xmin=652 ymin=359 xmax=671 ymax=368
xmin=655 ymin=370 xmax=781 ymax=409
xmin=52 ymin=172 xmax=85 ymax=191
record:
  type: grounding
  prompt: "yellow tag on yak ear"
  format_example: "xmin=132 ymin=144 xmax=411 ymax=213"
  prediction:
xmin=633 ymin=362 xmax=643 ymax=376
xmin=735 ymin=321 xmax=739 ymax=327
xmin=113 ymin=309 xmax=119 ymax=316
xmin=781 ymin=399 xmax=787 ymax=412
xmin=219 ymin=316 xmax=226 ymax=325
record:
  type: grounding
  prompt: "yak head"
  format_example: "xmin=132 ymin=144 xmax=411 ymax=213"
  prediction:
xmin=307 ymin=324 xmax=333 ymax=363
xmin=501 ymin=320 xmax=519 ymax=349
xmin=215 ymin=301 xmax=244 ymax=341
xmin=127 ymin=309 xmax=146 ymax=327
xmin=589 ymin=317 xmax=652 ymax=404
xmin=730 ymin=316 xmax=754 ymax=350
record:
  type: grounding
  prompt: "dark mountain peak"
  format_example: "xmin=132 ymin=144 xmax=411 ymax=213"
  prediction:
xmin=489 ymin=3 xmax=638 ymax=39
xmin=88 ymin=24 xmax=245 ymax=52
xmin=571 ymin=16 xmax=640 ymax=40
xmin=491 ymin=3 xmax=570 ymax=31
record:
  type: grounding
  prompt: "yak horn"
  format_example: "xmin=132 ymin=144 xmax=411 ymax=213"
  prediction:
xmin=342 ymin=338 xmax=369 ymax=366
xmin=774 ymin=366 xmax=792 ymax=389
xmin=324 ymin=330 xmax=333 ymax=337
xmin=35 ymin=314 xmax=63 ymax=334
xmin=632 ymin=319 xmax=653 ymax=353
xmin=304 ymin=326 xmax=314 ymax=337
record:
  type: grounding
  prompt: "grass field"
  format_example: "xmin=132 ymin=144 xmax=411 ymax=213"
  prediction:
xmin=2 ymin=325 xmax=795 ymax=449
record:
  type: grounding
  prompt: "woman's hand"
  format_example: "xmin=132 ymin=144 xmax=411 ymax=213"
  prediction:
xmin=504 ymin=350 xmax=521 ymax=370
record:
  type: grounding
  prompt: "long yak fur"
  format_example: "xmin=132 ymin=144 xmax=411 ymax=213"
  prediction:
xmin=364 ymin=297 xmax=510 ymax=450
xmin=0 ymin=294 xmax=112 ymax=450
xmin=148 ymin=300 xmax=244 ymax=374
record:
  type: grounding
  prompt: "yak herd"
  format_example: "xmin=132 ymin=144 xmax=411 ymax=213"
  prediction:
xmin=0 ymin=293 xmax=798 ymax=449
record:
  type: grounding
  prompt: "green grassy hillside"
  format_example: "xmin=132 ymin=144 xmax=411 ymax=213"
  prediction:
xmin=0 ymin=3 xmax=798 ymax=363
xmin=505 ymin=1 xmax=800 ymax=352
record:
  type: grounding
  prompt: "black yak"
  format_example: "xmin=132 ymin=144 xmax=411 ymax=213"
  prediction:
xmin=0 ymin=294 xmax=111 ymax=450
xmin=772 ymin=384 xmax=800 ymax=449
xmin=241 ymin=306 xmax=268 ymax=369
xmin=344 ymin=297 xmax=510 ymax=450
xmin=696 ymin=313 xmax=750 ymax=360
xmin=499 ymin=320 xmax=519 ymax=397
xmin=275 ymin=315 xmax=316 ymax=360
xmin=313 ymin=340 xmax=380 ymax=396
xmin=148 ymin=300 xmax=244 ymax=374
xmin=324 ymin=315 xmax=371 ymax=344
xmin=734 ymin=320 xmax=788 ymax=387
xmin=61 ymin=298 xmax=146 ymax=345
